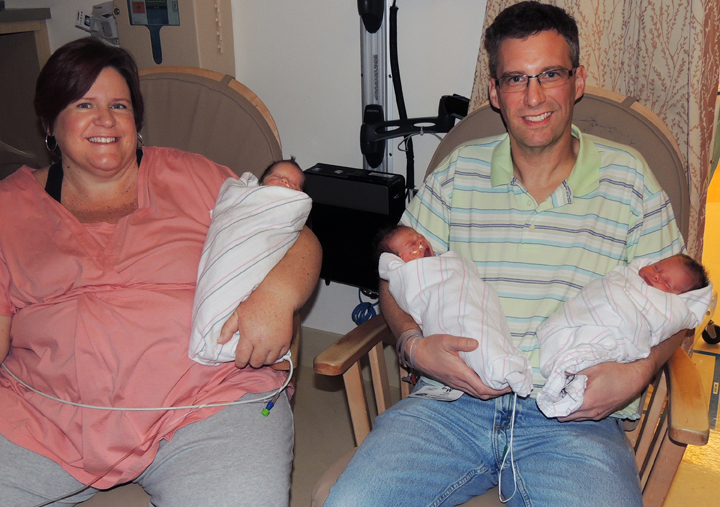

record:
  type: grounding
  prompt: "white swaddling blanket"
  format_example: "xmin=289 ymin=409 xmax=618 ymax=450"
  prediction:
xmin=189 ymin=173 xmax=312 ymax=365
xmin=536 ymin=258 xmax=713 ymax=417
xmin=379 ymin=251 xmax=533 ymax=396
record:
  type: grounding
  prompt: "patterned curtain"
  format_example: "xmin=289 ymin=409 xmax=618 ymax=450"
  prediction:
xmin=471 ymin=0 xmax=720 ymax=266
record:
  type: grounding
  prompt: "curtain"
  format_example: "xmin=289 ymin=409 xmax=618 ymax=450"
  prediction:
xmin=471 ymin=0 xmax=720 ymax=265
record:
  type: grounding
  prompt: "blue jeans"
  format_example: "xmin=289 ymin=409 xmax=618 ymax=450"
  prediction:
xmin=325 ymin=380 xmax=642 ymax=507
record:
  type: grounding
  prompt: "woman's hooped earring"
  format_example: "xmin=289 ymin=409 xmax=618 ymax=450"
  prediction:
xmin=137 ymin=132 xmax=144 ymax=148
xmin=45 ymin=135 xmax=57 ymax=152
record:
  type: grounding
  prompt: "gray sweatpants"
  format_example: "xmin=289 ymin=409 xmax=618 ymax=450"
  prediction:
xmin=0 ymin=390 xmax=294 ymax=507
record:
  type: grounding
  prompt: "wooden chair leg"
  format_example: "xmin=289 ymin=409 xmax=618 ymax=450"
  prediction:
xmin=342 ymin=361 xmax=371 ymax=446
xmin=368 ymin=342 xmax=392 ymax=415
xmin=641 ymin=434 xmax=687 ymax=507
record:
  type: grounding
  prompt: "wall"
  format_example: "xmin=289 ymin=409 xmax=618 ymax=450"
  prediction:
xmin=232 ymin=0 xmax=487 ymax=333
xmin=5 ymin=0 xmax=96 ymax=50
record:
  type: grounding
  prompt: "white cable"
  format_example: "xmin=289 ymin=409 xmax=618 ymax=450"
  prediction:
xmin=498 ymin=392 xmax=519 ymax=504
xmin=10 ymin=358 xmax=293 ymax=507
xmin=1 ymin=360 xmax=292 ymax=411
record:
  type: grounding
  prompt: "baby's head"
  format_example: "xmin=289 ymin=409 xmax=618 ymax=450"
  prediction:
xmin=638 ymin=253 xmax=709 ymax=294
xmin=259 ymin=158 xmax=305 ymax=191
xmin=377 ymin=225 xmax=434 ymax=262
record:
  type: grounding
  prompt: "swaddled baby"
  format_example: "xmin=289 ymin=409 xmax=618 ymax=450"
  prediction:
xmin=536 ymin=254 xmax=713 ymax=417
xmin=189 ymin=160 xmax=311 ymax=365
xmin=377 ymin=225 xmax=533 ymax=397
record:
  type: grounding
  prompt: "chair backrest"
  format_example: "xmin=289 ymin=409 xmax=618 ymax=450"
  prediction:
xmin=139 ymin=67 xmax=282 ymax=179
xmin=426 ymin=86 xmax=689 ymax=240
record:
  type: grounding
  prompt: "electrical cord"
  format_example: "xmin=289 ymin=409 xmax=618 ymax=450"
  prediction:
xmin=498 ymin=393 xmax=519 ymax=503
xmin=352 ymin=288 xmax=379 ymax=325
xmin=1 ymin=360 xmax=292 ymax=412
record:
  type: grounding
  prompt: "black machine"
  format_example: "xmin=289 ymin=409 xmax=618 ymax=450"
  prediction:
xmin=304 ymin=163 xmax=405 ymax=291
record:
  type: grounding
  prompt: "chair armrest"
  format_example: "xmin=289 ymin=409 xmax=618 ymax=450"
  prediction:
xmin=666 ymin=347 xmax=709 ymax=446
xmin=313 ymin=315 xmax=393 ymax=376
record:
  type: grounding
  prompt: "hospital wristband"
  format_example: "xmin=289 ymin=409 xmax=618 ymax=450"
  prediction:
xmin=397 ymin=329 xmax=423 ymax=370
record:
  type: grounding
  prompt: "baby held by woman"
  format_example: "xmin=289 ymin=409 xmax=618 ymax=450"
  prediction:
xmin=190 ymin=160 xmax=310 ymax=365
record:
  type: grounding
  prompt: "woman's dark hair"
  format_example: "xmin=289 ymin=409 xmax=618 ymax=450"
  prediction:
xmin=483 ymin=1 xmax=580 ymax=79
xmin=34 ymin=37 xmax=144 ymax=134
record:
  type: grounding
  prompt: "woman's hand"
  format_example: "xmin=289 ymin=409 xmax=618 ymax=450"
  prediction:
xmin=219 ymin=289 xmax=294 ymax=368
xmin=218 ymin=227 xmax=321 ymax=369
xmin=0 ymin=316 xmax=10 ymax=364
xmin=414 ymin=334 xmax=511 ymax=399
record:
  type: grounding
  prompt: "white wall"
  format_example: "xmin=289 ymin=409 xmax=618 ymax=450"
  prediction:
xmin=232 ymin=1 xmax=487 ymax=334
xmin=5 ymin=0 xmax=96 ymax=50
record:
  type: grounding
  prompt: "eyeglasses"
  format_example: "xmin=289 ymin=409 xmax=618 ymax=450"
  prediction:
xmin=495 ymin=68 xmax=576 ymax=92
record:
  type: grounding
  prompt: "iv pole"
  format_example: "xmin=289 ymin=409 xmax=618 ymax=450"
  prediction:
xmin=358 ymin=0 xmax=392 ymax=173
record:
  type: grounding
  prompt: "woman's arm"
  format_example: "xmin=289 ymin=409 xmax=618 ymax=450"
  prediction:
xmin=379 ymin=280 xmax=510 ymax=399
xmin=559 ymin=330 xmax=684 ymax=421
xmin=0 ymin=316 xmax=10 ymax=363
xmin=219 ymin=227 xmax=321 ymax=368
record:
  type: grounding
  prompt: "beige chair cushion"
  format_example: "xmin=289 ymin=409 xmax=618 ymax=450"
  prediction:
xmin=139 ymin=67 xmax=282 ymax=179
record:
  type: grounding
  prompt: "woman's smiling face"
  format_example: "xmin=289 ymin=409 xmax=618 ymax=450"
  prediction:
xmin=52 ymin=67 xmax=138 ymax=177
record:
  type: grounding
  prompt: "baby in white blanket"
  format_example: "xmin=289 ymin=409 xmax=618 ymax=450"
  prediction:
xmin=536 ymin=254 xmax=713 ymax=417
xmin=377 ymin=226 xmax=533 ymax=397
xmin=189 ymin=160 xmax=311 ymax=365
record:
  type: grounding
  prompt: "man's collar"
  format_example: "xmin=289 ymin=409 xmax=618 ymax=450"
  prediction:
xmin=490 ymin=125 xmax=600 ymax=197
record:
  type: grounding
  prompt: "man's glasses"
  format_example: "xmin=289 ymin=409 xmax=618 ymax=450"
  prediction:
xmin=495 ymin=68 xmax=576 ymax=92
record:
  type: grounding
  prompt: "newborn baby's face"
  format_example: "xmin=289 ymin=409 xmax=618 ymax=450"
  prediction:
xmin=263 ymin=163 xmax=305 ymax=191
xmin=391 ymin=228 xmax=434 ymax=262
xmin=638 ymin=256 xmax=692 ymax=295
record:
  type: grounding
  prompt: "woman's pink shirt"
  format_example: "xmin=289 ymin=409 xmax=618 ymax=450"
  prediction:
xmin=0 ymin=147 xmax=287 ymax=487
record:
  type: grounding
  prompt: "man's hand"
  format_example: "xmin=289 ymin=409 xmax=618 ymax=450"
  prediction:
xmin=414 ymin=334 xmax=511 ymax=400
xmin=557 ymin=361 xmax=649 ymax=421
xmin=558 ymin=329 xmax=684 ymax=422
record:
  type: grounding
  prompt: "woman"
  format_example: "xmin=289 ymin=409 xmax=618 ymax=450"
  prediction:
xmin=0 ymin=38 xmax=320 ymax=506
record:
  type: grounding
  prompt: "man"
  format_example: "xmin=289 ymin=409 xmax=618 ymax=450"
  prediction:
xmin=325 ymin=2 xmax=684 ymax=506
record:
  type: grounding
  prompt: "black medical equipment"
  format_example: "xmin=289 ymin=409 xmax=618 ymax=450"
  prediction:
xmin=304 ymin=164 xmax=405 ymax=291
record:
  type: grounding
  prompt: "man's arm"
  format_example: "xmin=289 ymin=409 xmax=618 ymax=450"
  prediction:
xmin=559 ymin=316 xmax=684 ymax=422
xmin=0 ymin=316 xmax=10 ymax=363
xmin=379 ymin=279 xmax=510 ymax=399
xmin=219 ymin=227 xmax=322 ymax=368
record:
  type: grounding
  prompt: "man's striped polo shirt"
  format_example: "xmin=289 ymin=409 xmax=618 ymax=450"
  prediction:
xmin=402 ymin=125 xmax=684 ymax=416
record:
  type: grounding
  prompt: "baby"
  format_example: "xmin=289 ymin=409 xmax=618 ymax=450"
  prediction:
xmin=259 ymin=159 xmax=306 ymax=191
xmin=189 ymin=158 xmax=311 ymax=366
xmin=377 ymin=225 xmax=533 ymax=397
xmin=536 ymin=253 xmax=713 ymax=417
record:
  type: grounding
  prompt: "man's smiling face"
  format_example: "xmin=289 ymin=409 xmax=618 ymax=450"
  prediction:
xmin=488 ymin=30 xmax=586 ymax=156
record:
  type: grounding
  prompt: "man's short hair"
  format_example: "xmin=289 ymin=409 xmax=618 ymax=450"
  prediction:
xmin=484 ymin=1 xmax=580 ymax=79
